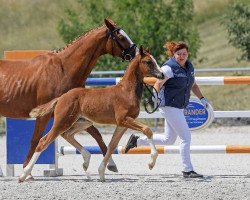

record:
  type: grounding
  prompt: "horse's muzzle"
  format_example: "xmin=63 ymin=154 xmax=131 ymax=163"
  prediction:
xmin=123 ymin=44 xmax=137 ymax=61
xmin=157 ymin=72 xmax=165 ymax=80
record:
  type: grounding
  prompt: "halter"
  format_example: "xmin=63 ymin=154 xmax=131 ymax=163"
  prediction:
xmin=143 ymin=83 xmax=162 ymax=114
xmin=106 ymin=28 xmax=137 ymax=61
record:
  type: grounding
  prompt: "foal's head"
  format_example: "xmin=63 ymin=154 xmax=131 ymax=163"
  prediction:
xmin=104 ymin=18 xmax=137 ymax=61
xmin=137 ymin=46 xmax=164 ymax=79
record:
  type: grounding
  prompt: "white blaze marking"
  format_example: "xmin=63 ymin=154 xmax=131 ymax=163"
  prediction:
xmin=119 ymin=29 xmax=139 ymax=54
xmin=119 ymin=29 xmax=134 ymax=46
xmin=150 ymin=55 xmax=162 ymax=72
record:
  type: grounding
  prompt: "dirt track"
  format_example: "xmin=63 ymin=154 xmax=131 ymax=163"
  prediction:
xmin=0 ymin=126 xmax=249 ymax=200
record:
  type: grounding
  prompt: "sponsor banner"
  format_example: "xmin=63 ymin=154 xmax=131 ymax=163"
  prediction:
xmin=184 ymin=97 xmax=214 ymax=131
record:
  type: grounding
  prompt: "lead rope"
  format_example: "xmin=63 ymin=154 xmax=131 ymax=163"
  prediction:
xmin=143 ymin=83 xmax=162 ymax=114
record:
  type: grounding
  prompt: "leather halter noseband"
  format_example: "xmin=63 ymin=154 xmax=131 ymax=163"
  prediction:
xmin=106 ymin=28 xmax=137 ymax=61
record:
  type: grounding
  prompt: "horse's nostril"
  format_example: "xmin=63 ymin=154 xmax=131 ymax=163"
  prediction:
xmin=161 ymin=73 xmax=165 ymax=79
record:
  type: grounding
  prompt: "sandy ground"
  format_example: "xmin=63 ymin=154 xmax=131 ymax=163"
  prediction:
xmin=0 ymin=126 xmax=249 ymax=200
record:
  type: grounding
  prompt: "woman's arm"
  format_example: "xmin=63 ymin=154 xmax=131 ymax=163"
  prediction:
xmin=154 ymin=76 xmax=169 ymax=92
xmin=191 ymin=82 xmax=204 ymax=99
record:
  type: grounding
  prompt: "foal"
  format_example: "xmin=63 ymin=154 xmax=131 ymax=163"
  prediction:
xmin=20 ymin=46 xmax=164 ymax=182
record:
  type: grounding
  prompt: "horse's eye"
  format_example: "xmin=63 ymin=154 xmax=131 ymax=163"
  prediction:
xmin=145 ymin=60 xmax=152 ymax=65
xmin=118 ymin=34 xmax=126 ymax=41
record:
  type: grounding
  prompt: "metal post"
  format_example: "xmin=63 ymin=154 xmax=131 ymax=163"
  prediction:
xmin=6 ymin=164 xmax=14 ymax=177
xmin=44 ymin=139 xmax=63 ymax=177
xmin=0 ymin=166 xmax=3 ymax=177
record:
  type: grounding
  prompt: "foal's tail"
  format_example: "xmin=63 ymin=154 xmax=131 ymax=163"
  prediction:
xmin=29 ymin=98 xmax=59 ymax=118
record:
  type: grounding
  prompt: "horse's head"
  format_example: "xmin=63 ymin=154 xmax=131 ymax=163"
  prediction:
xmin=138 ymin=46 xmax=164 ymax=79
xmin=105 ymin=18 xmax=137 ymax=61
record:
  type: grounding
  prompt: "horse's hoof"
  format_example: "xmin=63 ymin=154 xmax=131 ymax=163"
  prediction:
xmin=25 ymin=174 xmax=35 ymax=181
xmin=107 ymin=164 xmax=118 ymax=173
xmin=18 ymin=177 xmax=25 ymax=183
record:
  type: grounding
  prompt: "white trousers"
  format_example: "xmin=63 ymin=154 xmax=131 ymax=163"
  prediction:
xmin=137 ymin=106 xmax=193 ymax=172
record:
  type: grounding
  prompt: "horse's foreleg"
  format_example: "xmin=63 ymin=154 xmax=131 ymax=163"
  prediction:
xmin=98 ymin=126 xmax=127 ymax=182
xmin=19 ymin=97 xmax=81 ymax=182
xmin=121 ymin=117 xmax=158 ymax=170
xmin=86 ymin=125 xmax=118 ymax=173
xmin=19 ymin=128 xmax=58 ymax=182
xmin=20 ymin=114 xmax=80 ymax=182
xmin=23 ymin=115 xmax=51 ymax=168
xmin=22 ymin=115 xmax=51 ymax=181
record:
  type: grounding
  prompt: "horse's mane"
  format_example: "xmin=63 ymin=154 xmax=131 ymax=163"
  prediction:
xmin=53 ymin=25 xmax=106 ymax=53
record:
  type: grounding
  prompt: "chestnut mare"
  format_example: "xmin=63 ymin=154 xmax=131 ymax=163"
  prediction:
xmin=19 ymin=46 xmax=164 ymax=182
xmin=0 ymin=18 xmax=137 ymax=179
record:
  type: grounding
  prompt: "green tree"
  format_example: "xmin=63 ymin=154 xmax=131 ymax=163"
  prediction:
xmin=58 ymin=0 xmax=200 ymax=71
xmin=222 ymin=1 xmax=250 ymax=61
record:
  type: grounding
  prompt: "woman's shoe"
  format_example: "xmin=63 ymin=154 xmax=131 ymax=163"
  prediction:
xmin=125 ymin=134 xmax=139 ymax=153
xmin=182 ymin=171 xmax=203 ymax=178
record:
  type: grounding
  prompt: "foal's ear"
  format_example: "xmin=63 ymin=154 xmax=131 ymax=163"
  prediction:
xmin=139 ymin=45 xmax=145 ymax=56
xmin=104 ymin=18 xmax=116 ymax=31
xmin=145 ymin=47 xmax=151 ymax=54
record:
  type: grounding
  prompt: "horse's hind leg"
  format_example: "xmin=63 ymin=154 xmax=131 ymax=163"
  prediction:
xmin=61 ymin=119 xmax=93 ymax=172
xmin=86 ymin=125 xmax=118 ymax=172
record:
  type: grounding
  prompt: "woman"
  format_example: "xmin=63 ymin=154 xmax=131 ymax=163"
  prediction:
xmin=125 ymin=41 xmax=208 ymax=178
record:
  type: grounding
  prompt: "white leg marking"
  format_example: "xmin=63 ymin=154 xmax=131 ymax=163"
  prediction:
xmin=98 ymin=161 xmax=106 ymax=182
xmin=19 ymin=152 xmax=41 ymax=182
xmin=80 ymin=148 xmax=91 ymax=171
xmin=79 ymin=148 xmax=91 ymax=180
xmin=148 ymin=138 xmax=158 ymax=170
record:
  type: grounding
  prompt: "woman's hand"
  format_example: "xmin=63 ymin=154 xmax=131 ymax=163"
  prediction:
xmin=200 ymin=97 xmax=208 ymax=109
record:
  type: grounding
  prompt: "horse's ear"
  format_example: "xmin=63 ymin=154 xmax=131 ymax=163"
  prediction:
xmin=104 ymin=18 xmax=116 ymax=31
xmin=139 ymin=45 xmax=144 ymax=56
xmin=145 ymin=47 xmax=150 ymax=54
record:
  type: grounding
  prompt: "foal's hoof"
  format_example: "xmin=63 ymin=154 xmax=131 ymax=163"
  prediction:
xmin=82 ymin=163 xmax=88 ymax=172
xmin=82 ymin=152 xmax=91 ymax=171
xmin=99 ymin=177 xmax=106 ymax=182
xmin=107 ymin=164 xmax=118 ymax=173
xmin=84 ymin=170 xmax=92 ymax=180
xmin=148 ymin=163 xmax=154 ymax=170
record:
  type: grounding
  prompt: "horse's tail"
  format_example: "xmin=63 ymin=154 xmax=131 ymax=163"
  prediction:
xmin=29 ymin=98 xmax=59 ymax=118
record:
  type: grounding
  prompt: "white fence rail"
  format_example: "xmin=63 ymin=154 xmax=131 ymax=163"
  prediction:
xmin=138 ymin=111 xmax=250 ymax=119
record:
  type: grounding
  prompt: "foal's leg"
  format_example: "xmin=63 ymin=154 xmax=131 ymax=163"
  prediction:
xmin=86 ymin=125 xmax=118 ymax=172
xmin=121 ymin=117 xmax=158 ymax=170
xmin=61 ymin=119 xmax=93 ymax=172
xmin=98 ymin=126 xmax=127 ymax=182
